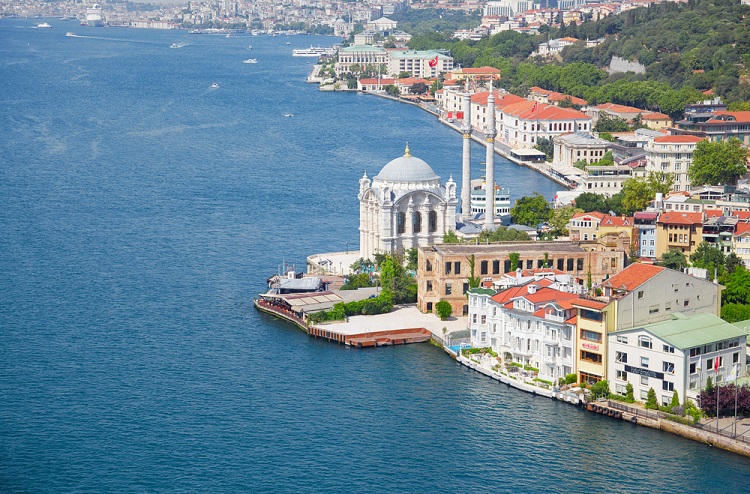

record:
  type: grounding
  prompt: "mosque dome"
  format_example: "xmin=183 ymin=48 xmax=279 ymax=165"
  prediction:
xmin=374 ymin=144 xmax=440 ymax=183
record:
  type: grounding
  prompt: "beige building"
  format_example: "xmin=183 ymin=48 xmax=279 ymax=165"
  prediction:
xmin=335 ymin=45 xmax=388 ymax=75
xmin=386 ymin=50 xmax=454 ymax=79
xmin=571 ymin=298 xmax=609 ymax=384
xmin=417 ymin=241 xmax=626 ymax=315
xmin=655 ymin=211 xmax=704 ymax=258
xmin=553 ymin=132 xmax=610 ymax=167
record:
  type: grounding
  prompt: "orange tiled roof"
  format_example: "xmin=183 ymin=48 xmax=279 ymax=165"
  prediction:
xmin=732 ymin=211 xmax=750 ymax=220
xmin=502 ymin=101 xmax=590 ymax=121
xmin=459 ymin=66 xmax=501 ymax=74
xmin=658 ymin=212 xmax=704 ymax=225
xmin=641 ymin=112 xmax=671 ymax=121
xmin=704 ymin=209 xmax=724 ymax=218
xmin=653 ymin=135 xmax=704 ymax=144
xmin=572 ymin=211 xmax=607 ymax=220
xmin=596 ymin=103 xmax=645 ymax=114
xmin=515 ymin=287 xmax=579 ymax=304
xmin=710 ymin=111 xmax=750 ymax=124
xmin=600 ymin=215 xmax=633 ymax=227
xmin=734 ymin=223 xmax=750 ymax=236
xmin=470 ymin=90 xmax=506 ymax=105
xmin=601 ymin=263 xmax=665 ymax=292
xmin=491 ymin=278 xmax=554 ymax=304
xmin=570 ymin=298 xmax=609 ymax=310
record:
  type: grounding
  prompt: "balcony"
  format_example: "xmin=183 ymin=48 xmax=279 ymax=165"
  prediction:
xmin=545 ymin=313 xmax=564 ymax=322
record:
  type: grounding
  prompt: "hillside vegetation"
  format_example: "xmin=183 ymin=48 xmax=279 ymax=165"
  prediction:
xmin=407 ymin=0 xmax=750 ymax=117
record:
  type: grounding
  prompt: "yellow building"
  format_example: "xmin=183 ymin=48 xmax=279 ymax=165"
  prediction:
xmin=655 ymin=211 xmax=704 ymax=259
xmin=571 ymin=298 xmax=609 ymax=384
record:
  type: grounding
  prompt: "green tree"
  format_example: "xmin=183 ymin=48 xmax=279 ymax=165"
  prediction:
xmin=669 ymin=390 xmax=680 ymax=411
xmin=594 ymin=113 xmax=629 ymax=132
xmin=659 ymin=249 xmax=687 ymax=271
xmin=477 ymin=226 xmax=531 ymax=242
xmin=435 ymin=300 xmax=453 ymax=320
xmin=625 ymin=382 xmax=635 ymax=403
xmin=690 ymin=241 xmax=725 ymax=275
xmin=383 ymin=84 xmax=400 ymax=97
xmin=430 ymin=78 xmax=443 ymax=96
xmin=509 ymin=252 xmax=521 ymax=271
xmin=574 ymin=192 xmax=608 ymax=213
xmin=406 ymin=248 xmax=419 ymax=272
xmin=534 ymin=137 xmax=554 ymax=160
xmin=721 ymin=266 xmax=750 ymax=305
xmin=467 ymin=254 xmax=481 ymax=289
xmin=511 ymin=193 xmax=551 ymax=227
xmin=725 ymin=252 xmax=744 ymax=275
xmin=622 ymin=172 xmax=674 ymax=214
xmin=590 ymin=379 xmax=610 ymax=399
xmin=549 ymin=205 xmax=582 ymax=236
xmin=443 ymin=230 xmax=461 ymax=244
xmin=645 ymin=387 xmax=659 ymax=409
xmin=410 ymin=82 xmax=428 ymax=95
xmin=341 ymin=273 xmax=374 ymax=290
xmin=721 ymin=303 xmax=750 ymax=323
xmin=689 ymin=138 xmax=749 ymax=186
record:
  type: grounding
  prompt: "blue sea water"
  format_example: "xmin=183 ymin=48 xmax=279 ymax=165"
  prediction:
xmin=1 ymin=20 xmax=748 ymax=493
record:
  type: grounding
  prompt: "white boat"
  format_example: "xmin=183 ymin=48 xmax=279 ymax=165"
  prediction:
xmin=247 ymin=45 xmax=253 ymax=49
xmin=66 ymin=32 xmax=76 ymax=37
xmin=85 ymin=4 xmax=103 ymax=27
xmin=210 ymin=83 xmax=219 ymax=89
xmin=170 ymin=43 xmax=180 ymax=48
xmin=292 ymin=45 xmax=337 ymax=57
xmin=286 ymin=42 xmax=291 ymax=45
xmin=36 ymin=22 xmax=52 ymax=28
xmin=243 ymin=59 xmax=257 ymax=64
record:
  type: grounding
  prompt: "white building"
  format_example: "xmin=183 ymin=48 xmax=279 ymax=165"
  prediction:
xmin=608 ymin=313 xmax=747 ymax=406
xmin=335 ymin=45 xmax=388 ymax=75
xmin=553 ymin=132 xmax=610 ymax=168
xmin=386 ymin=50 xmax=454 ymax=79
xmin=644 ymin=135 xmax=705 ymax=192
xmin=358 ymin=144 xmax=457 ymax=260
xmin=469 ymin=281 xmax=578 ymax=382
xmin=497 ymin=101 xmax=592 ymax=149
xmin=367 ymin=16 xmax=398 ymax=32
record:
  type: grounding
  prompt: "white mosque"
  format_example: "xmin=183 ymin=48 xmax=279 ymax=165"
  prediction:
xmin=358 ymin=144 xmax=457 ymax=260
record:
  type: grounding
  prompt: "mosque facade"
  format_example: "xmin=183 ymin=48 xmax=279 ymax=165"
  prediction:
xmin=358 ymin=145 xmax=457 ymax=260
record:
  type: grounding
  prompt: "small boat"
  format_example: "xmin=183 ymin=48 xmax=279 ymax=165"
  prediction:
xmin=225 ymin=33 xmax=234 ymax=38
xmin=170 ymin=43 xmax=180 ymax=48
xmin=210 ymin=83 xmax=219 ymax=89
xmin=282 ymin=113 xmax=294 ymax=117
xmin=66 ymin=32 xmax=76 ymax=37
xmin=243 ymin=59 xmax=257 ymax=64
xmin=247 ymin=45 xmax=253 ymax=49
xmin=286 ymin=42 xmax=291 ymax=45
xmin=36 ymin=22 xmax=52 ymax=28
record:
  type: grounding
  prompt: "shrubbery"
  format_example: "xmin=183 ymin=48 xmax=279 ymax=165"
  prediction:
xmin=308 ymin=291 xmax=394 ymax=324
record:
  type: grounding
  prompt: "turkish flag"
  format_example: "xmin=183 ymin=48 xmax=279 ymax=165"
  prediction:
xmin=531 ymin=101 xmax=538 ymax=113
xmin=714 ymin=356 xmax=720 ymax=372
xmin=428 ymin=55 xmax=438 ymax=68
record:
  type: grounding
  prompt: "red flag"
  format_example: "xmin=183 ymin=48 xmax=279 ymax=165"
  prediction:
xmin=428 ymin=55 xmax=438 ymax=68
xmin=714 ymin=356 xmax=720 ymax=372
xmin=531 ymin=101 xmax=538 ymax=113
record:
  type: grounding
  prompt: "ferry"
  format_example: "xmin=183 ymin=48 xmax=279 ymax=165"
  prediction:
xmin=85 ymin=3 xmax=103 ymax=27
xmin=170 ymin=43 xmax=180 ymax=48
xmin=243 ymin=58 xmax=257 ymax=64
xmin=470 ymin=178 xmax=511 ymax=221
xmin=36 ymin=22 xmax=52 ymax=28
xmin=292 ymin=45 xmax=337 ymax=57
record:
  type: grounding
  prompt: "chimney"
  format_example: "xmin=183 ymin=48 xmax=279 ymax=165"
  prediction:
xmin=527 ymin=284 xmax=537 ymax=294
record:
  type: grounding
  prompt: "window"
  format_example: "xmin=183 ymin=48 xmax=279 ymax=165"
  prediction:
xmin=492 ymin=260 xmax=500 ymax=274
xmin=690 ymin=347 xmax=701 ymax=357
xmin=480 ymin=260 xmax=488 ymax=275
xmin=615 ymin=384 xmax=627 ymax=395
xmin=639 ymin=336 xmax=652 ymax=349
xmin=428 ymin=211 xmax=437 ymax=233
xmin=637 ymin=290 xmax=644 ymax=299
xmin=397 ymin=212 xmax=406 ymax=234
xmin=413 ymin=212 xmax=421 ymax=234
xmin=640 ymin=390 xmax=649 ymax=400
xmin=445 ymin=262 xmax=451 ymax=275
xmin=616 ymin=335 xmax=628 ymax=344
xmin=684 ymin=299 xmax=689 ymax=307
xmin=445 ymin=284 xmax=452 ymax=295
xmin=641 ymin=357 xmax=650 ymax=368
xmin=580 ymin=351 xmax=602 ymax=364
xmin=426 ymin=302 xmax=433 ymax=312
xmin=462 ymin=283 xmax=469 ymax=295
xmin=734 ymin=352 xmax=740 ymax=364
xmin=615 ymin=351 xmax=627 ymax=363
xmin=663 ymin=361 xmax=675 ymax=374
xmin=426 ymin=260 xmax=432 ymax=272
xmin=580 ymin=329 xmax=602 ymax=343
xmin=640 ymin=375 xmax=648 ymax=386
xmin=426 ymin=281 xmax=433 ymax=292
xmin=454 ymin=262 xmax=461 ymax=275
xmin=662 ymin=381 xmax=674 ymax=392
xmin=663 ymin=344 xmax=674 ymax=353
xmin=689 ymin=362 xmax=697 ymax=375
xmin=481 ymin=315 xmax=486 ymax=325
xmin=649 ymin=306 xmax=659 ymax=314
xmin=616 ymin=370 xmax=627 ymax=381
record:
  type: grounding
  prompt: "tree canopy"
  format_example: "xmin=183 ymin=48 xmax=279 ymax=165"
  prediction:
xmin=622 ymin=172 xmax=674 ymax=215
xmin=659 ymin=249 xmax=687 ymax=271
xmin=688 ymin=138 xmax=749 ymax=186
xmin=510 ymin=193 xmax=551 ymax=228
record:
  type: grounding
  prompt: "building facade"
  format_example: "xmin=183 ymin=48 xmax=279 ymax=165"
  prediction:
xmin=644 ymin=135 xmax=704 ymax=192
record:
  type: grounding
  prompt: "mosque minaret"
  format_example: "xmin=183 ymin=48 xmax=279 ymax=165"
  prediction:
xmin=484 ymin=81 xmax=497 ymax=229
xmin=460 ymin=81 xmax=472 ymax=221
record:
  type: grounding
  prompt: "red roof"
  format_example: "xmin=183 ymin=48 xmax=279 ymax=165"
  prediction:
xmin=595 ymin=103 xmax=645 ymax=114
xmin=490 ymin=279 xmax=554 ymax=304
xmin=359 ymin=78 xmax=395 ymax=85
xmin=471 ymin=91 xmax=524 ymax=107
xmin=658 ymin=212 xmax=703 ymax=225
xmin=600 ymin=215 xmax=633 ymax=227
xmin=710 ymin=111 xmax=750 ymax=124
xmin=704 ymin=209 xmax=724 ymax=218
xmin=653 ymin=135 xmax=704 ymax=144
xmin=503 ymin=101 xmax=589 ymax=121
xmin=732 ymin=211 xmax=750 ymax=220
xmin=641 ymin=112 xmax=671 ymax=121
xmin=459 ymin=66 xmax=501 ymax=74
xmin=601 ymin=263 xmax=665 ymax=292
xmin=734 ymin=223 xmax=750 ymax=237
xmin=570 ymin=298 xmax=609 ymax=310
xmin=572 ymin=211 xmax=606 ymax=221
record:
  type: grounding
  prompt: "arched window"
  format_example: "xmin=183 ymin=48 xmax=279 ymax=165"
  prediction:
xmin=429 ymin=210 xmax=438 ymax=232
xmin=413 ymin=212 xmax=422 ymax=233
xmin=397 ymin=212 xmax=406 ymax=234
